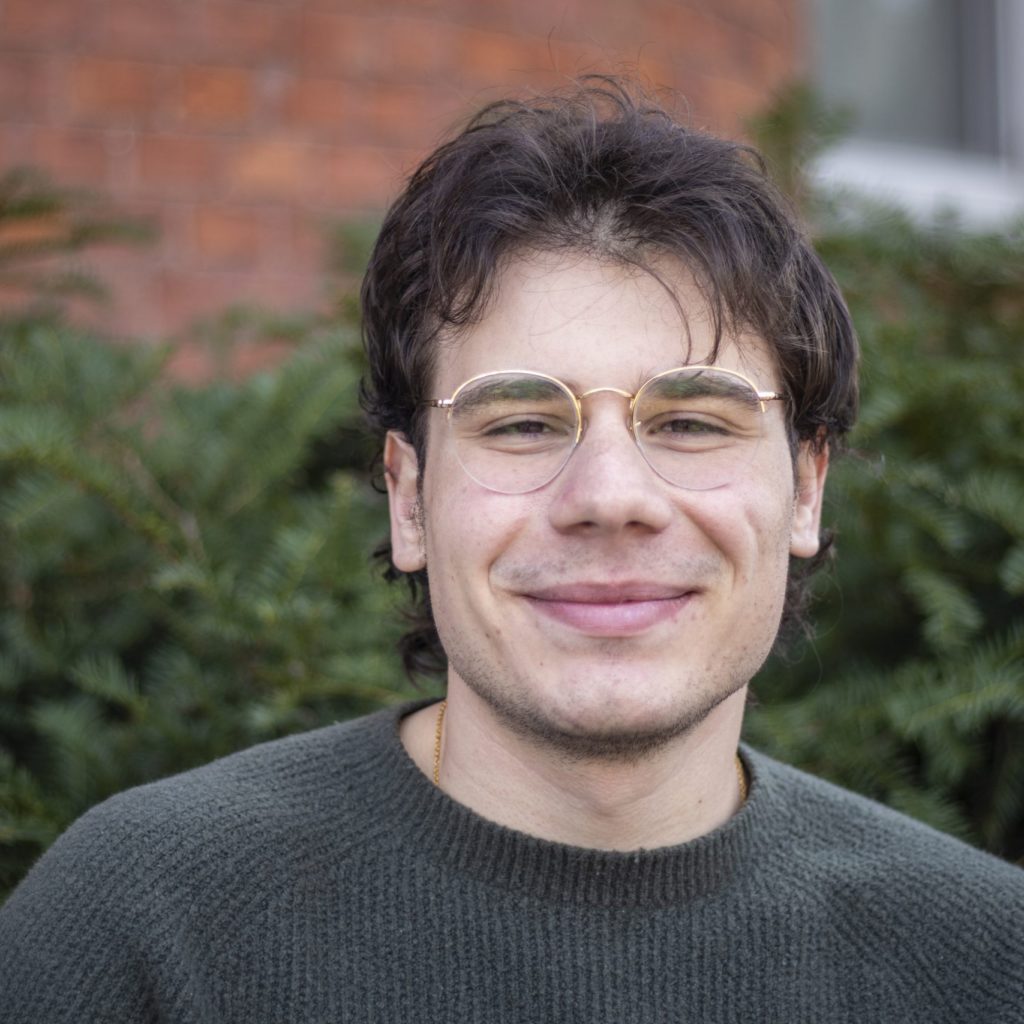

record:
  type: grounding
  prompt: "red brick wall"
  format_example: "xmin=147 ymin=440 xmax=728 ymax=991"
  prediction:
xmin=0 ymin=0 xmax=805 ymax=344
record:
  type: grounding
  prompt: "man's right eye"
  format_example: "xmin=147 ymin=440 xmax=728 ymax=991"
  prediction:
xmin=480 ymin=416 xmax=571 ymax=443
xmin=493 ymin=419 xmax=547 ymax=433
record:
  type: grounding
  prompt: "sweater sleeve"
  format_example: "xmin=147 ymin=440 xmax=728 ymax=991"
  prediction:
xmin=0 ymin=801 xmax=160 ymax=1024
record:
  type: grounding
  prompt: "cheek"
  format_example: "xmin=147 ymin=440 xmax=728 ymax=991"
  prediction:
xmin=423 ymin=497 xmax=532 ymax=658
xmin=422 ymin=475 xmax=535 ymax=593
xmin=682 ymin=478 xmax=796 ymax=580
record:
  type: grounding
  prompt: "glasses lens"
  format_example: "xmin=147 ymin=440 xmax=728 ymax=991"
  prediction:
xmin=448 ymin=373 xmax=578 ymax=493
xmin=633 ymin=368 xmax=769 ymax=490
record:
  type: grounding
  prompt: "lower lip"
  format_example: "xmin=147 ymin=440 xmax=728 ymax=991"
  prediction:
xmin=526 ymin=595 xmax=693 ymax=636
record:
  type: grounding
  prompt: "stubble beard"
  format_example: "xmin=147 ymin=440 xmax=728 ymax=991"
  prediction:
xmin=422 ymin=493 xmax=792 ymax=765
xmin=434 ymin=553 xmax=779 ymax=766
xmin=443 ymin=642 xmax=754 ymax=765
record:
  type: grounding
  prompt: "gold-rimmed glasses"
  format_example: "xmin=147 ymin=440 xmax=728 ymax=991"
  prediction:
xmin=424 ymin=366 xmax=785 ymax=494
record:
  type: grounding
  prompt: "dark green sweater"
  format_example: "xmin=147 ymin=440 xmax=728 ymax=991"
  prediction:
xmin=1 ymin=702 xmax=1022 ymax=1022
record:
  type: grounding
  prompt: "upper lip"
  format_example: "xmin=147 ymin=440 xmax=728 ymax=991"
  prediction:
xmin=522 ymin=582 xmax=695 ymax=603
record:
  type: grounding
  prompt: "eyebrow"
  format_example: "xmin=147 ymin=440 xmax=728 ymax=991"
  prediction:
xmin=521 ymin=366 xmax=672 ymax=395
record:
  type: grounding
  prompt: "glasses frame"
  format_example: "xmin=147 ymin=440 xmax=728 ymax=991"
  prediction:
xmin=423 ymin=365 xmax=786 ymax=493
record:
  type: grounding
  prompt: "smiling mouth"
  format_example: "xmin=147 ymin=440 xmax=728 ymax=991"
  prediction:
xmin=523 ymin=585 xmax=695 ymax=636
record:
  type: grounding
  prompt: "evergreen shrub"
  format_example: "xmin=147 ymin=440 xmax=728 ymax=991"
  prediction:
xmin=0 ymin=172 xmax=418 ymax=899
xmin=747 ymin=92 xmax=1024 ymax=862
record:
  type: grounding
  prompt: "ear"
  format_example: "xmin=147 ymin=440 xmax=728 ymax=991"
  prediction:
xmin=384 ymin=431 xmax=427 ymax=572
xmin=790 ymin=440 xmax=829 ymax=558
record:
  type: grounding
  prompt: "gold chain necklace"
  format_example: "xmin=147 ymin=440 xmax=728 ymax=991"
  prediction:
xmin=432 ymin=699 xmax=748 ymax=802
xmin=432 ymin=698 xmax=448 ymax=786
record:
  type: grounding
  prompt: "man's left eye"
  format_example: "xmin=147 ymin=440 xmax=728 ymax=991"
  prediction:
xmin=652 ymin=416 xmax=728 ymax=435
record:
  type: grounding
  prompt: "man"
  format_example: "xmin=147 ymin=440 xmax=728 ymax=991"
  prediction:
xmin=1 ymin=79 xmax=1021 ymax=1023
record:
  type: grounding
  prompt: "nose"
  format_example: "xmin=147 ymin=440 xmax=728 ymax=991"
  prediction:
xmin=547 ymin=398 xmax=674 ymax=535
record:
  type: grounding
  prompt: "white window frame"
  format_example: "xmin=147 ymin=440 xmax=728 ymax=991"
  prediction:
xmin=809 ymin=0 xmax=1024 ymax=228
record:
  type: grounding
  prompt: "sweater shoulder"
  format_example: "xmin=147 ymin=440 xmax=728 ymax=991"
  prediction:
xmin=99 ymin=709 xmax=378 ymax=827
xmin=6 ymin=707 xmax=403 ymax=915
xmin=748 ymin=748 xmax=1024 ymax=912
xmin=745 ymin=751 xmax=1024 ymax=1016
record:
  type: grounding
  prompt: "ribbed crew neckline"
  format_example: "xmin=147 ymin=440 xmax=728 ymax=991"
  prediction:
xmin=349 ymin=701 xmax=774 ymax=908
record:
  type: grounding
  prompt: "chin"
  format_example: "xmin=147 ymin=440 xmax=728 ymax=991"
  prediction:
xmin=485 ymin=676 xmax=740 ymax=764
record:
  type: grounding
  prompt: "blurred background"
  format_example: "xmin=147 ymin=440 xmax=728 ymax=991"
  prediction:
xmin=2 ymin=0 xmax=808 ymax=351
xmin=1 ymin=0 xmax=1022 ymax=897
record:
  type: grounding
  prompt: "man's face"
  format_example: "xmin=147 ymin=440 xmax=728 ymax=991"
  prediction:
xmin=386 ymin=254 xmax=827 ymax=757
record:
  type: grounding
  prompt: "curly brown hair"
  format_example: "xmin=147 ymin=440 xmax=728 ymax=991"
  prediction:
xmin=359 ymin=76 xmax=859 ymax=681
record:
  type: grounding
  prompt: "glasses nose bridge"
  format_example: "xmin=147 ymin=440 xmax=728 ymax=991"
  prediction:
xmin=577 ymin=384 xmax=634 ymax=403
xmin=573 ymin=384 xmax=640 ymax=450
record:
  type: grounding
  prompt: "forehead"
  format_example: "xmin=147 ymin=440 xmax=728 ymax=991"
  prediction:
xmin=434 ymin=253 xmax=779 ymax=394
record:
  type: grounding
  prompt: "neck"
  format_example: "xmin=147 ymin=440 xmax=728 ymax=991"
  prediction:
xmin=402 ymin=682 xmax=748 ymax=851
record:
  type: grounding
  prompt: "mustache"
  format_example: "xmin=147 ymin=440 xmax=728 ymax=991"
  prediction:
xmin=495 ymin=553 xmax=723 ymax=592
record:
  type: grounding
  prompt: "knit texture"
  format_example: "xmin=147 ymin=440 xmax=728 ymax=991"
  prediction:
xmin=1 ymin=701 xmax=1022 ymax=1023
